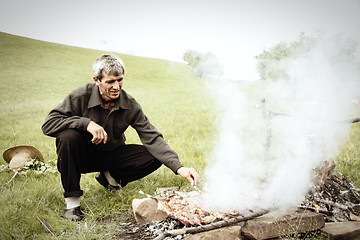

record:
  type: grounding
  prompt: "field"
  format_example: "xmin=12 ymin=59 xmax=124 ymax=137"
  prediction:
xmin=0 ymin=32 xmax=359 ymax=239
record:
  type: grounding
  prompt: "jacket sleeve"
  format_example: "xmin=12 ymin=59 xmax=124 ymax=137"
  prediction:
xmin=130 ymin=103 xmax=183 ymax=174
xmin=41 ymin=94 xmax=91 ymax=137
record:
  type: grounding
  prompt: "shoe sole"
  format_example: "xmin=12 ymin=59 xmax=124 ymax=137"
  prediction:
xmin=95 ymin=172 xmax=121 ymax=191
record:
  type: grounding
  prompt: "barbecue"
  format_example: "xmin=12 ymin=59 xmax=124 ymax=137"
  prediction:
xmin=135 ymin=187 xmax=270 ymax=239
xmin=130 ymin=161 xmax=360 ymax=239
xmin=128 ymin=99 xmax=360 ymax=239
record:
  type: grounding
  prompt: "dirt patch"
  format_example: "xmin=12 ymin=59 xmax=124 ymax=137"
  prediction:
xmin=117 ymin=223 xmax=151 ymax=240
xmin=96 ymin=210 xmax=154 ymax=239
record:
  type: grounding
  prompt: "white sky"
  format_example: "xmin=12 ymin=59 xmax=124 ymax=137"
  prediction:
xmin=1 ymin=0 xmax=360 ymax=80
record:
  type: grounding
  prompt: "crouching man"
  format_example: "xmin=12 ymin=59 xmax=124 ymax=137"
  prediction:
xmin=42 ymin=54 xmax=199 ymax=221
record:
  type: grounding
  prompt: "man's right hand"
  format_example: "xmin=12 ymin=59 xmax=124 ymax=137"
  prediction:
xmin=86 ymin=120 xmax=108 ymax=145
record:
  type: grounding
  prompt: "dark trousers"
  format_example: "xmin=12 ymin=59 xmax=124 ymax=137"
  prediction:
xmin=55 ymin=129 xmax=162 ymax=198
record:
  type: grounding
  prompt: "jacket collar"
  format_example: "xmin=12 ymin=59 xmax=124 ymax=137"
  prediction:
xmin=88 ymin=83 xmax=130 ymax=110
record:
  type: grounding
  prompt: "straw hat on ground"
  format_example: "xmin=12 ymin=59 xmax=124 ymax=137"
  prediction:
xmin=3 ymin=145 xmax=44 ymax=170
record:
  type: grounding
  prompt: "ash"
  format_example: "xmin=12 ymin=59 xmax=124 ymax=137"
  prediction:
xmin=144 ymin=217 xmax=187 ymax=239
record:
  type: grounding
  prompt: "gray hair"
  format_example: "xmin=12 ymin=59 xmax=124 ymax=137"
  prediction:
xmin=92 ymin=54 xmax=125 ymax=80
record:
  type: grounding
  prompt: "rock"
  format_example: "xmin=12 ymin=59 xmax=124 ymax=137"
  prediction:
xmin=321 ymin=221 xmax=360 ymax=240
xmin=241 ymin=208 xmax=325 ymax=239
xmin=185 ymin=225 xmax=242 ymax=240
xmin=132 ymin=198 xmax=168 ymax=224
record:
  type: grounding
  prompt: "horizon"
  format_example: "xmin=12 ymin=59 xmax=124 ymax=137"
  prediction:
xmin=1 ymin=0 xmax=360 ymax=81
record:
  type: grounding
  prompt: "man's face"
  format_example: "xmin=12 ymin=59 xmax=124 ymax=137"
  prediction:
xmin=94 ymin=72 xmax=124 ymax=102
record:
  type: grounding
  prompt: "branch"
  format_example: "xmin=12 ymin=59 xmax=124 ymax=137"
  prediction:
xmin=351 ymin=118 xmax=360 ymax=123
xmin=154 ymin=209 xmax=270 ymax=240
xmin=37 ymin=216 xmax=58 ymax=239
xmin=257 ymin=98 xmax=360 ymax=124
xmin=338 ymin=172 xmax=360 ymax=202
xmin=5 ymin=171 xmax=18 ymax=184
xmin=319 ymin=199 xmax=349 ymax=211
xmin=297 ymin=205 xmax=332 ymax=215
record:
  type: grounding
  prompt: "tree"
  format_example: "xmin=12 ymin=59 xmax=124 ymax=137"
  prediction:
xmin=183 ymin=50 xmax=223 ymax=78
xmin=255 ymin=32 xmax=315 ymax=81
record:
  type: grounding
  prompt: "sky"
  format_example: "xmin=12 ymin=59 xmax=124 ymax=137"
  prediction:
xmin=1 ymin=0 xmax=360 ymax=80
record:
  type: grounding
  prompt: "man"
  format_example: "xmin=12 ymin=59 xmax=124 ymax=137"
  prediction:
xmin=42 ymin=54 xmax=199 ymax=221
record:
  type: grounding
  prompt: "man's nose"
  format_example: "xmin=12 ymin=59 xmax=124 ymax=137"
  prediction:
xmin=113 ymin=81 xmax=120 ymax=89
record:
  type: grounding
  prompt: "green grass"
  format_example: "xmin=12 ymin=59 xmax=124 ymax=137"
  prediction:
xmin=1 ymin=32 xmax=360 ymax=239
xmin=335 ymin=122 xmax=360 ymax=183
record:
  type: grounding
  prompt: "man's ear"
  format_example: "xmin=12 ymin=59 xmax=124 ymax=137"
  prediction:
xmin=93 ymin=76 xmax=100 ymax=85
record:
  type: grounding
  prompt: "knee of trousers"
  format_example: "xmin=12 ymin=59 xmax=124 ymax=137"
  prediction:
xmin=55 ymin=129 xmax=89 ymax=153
xmin=56 ymin=129 xmax=84 ymax=145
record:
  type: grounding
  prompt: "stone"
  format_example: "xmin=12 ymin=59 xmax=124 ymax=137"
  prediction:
xmin=321 ymin=221 xmax=360 ymax=240
xmin=185 ymin=225 xmax=242 ymax=240
xmin=241 ymin=208 xmax=325 ymax=239
xmin=132 ymin=198 xmax=168 ymax=224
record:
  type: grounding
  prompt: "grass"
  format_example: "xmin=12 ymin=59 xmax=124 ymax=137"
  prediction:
xmin=0 ymin=32 xmax=359 ymax=239
xmin=335 ymin=122 xmax=360 ymax=183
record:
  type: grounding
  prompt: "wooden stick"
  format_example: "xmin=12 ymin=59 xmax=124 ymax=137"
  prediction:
xmin=351 ymin=118 xmax=360 ymax=123
xmin=319 ymin=199 xmax=349 ymax=211
xmin=297 ymin=205 xmax=332 ymax=215
xmin=37 ymin=216 xmax=58 ymax=239
xmin=258 ymin=98 xmax=360 ymax=124
xmin=338 ymin=172 xmax=360 ymax=201
xmin=5 ymin=171 xmax=18 ymax=184
xmin=154 ymin=209 xmax=270 ymax=240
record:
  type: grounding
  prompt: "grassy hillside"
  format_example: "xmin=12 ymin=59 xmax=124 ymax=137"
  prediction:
xmin=0 ymin=32 xmax=214 ymax=161
xmin=1 ymin=32 xmax=359 ymax=239
xmin=0 ymin=32 xmax=215 ymax=239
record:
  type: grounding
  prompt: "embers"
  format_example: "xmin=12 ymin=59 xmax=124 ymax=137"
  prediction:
xmin=144 ymin=217 xmax=185 ymax=239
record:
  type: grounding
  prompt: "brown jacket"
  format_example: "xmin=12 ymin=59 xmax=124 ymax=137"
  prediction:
xmin=42 ymin=83 xmax=182 ymax=173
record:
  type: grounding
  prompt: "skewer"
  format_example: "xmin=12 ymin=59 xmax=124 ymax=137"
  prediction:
xmin=193 ymin=185 xmax=202 ymax=193
xmin=138 ymin=190 xmax=162 ymax=200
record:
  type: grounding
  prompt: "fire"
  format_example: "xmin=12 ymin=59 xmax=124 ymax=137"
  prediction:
xmin=313 ymin=204 xmax=320 ymax=213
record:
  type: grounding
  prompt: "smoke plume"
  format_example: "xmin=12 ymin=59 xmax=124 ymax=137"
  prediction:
xmin=202 ymin=33 xmax=360 ymax=212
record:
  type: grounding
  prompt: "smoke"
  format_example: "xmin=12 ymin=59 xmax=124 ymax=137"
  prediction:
xmin=202 ymin=33 xmax=360 ymax=212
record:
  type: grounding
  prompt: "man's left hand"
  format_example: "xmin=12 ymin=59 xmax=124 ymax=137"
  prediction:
xmin=177 ymin=167 xmax=200 ymax=186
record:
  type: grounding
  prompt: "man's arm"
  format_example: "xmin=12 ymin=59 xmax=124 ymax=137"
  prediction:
xmin=42 ymin=94 xmax=91 ymax=137
xmin=131 ymin=107 xmax=183 ymax=173
xmin=128 ymin=100 xmax=200 ymax=185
